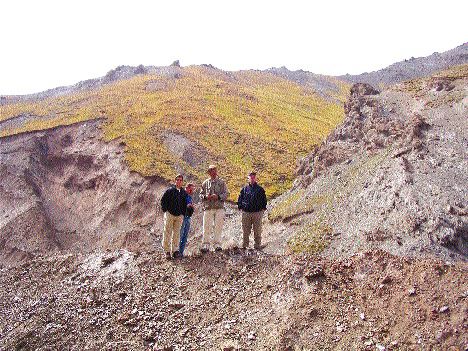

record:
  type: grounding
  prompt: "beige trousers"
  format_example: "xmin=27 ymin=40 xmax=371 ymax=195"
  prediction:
xmin=162 ymin=212 xmax=183 ymax=253
xmin=202 ymin=209 xmax=225 ymax=248
xmin=242 ymin=210 xmax=264 ymax=248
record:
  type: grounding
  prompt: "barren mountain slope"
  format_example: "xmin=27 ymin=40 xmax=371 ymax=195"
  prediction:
xmin=271 ymin=65 xmax=468 ymax=261
xmin=0 ymin=64 xmax=183 ymax=104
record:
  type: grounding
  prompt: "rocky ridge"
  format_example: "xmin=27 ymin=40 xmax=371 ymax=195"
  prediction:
xmin=340 ymin=42 xmax=468 ymax=86
xmin=1 ymin=65 xmax=183 ymax=105
xmin=287 ymin=65 xmax=468 ymax=261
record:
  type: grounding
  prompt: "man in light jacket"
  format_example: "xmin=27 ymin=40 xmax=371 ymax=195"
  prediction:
xmin=199 ymin=165 xmax=229 ymax=253
xmin=237 ymin=171 xmax=267 ymax=250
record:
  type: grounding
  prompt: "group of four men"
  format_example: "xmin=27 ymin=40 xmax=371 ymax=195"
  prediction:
xmin=160 ymin=164 xmax=267 ymax=259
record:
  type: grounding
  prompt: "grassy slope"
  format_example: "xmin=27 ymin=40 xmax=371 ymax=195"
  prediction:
xmin=0 ymin=66 xmax=348 ymax=200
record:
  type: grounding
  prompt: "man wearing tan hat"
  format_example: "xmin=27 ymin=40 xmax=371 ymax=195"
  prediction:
xmin=199 ymin=165 xmax=229 ymax=253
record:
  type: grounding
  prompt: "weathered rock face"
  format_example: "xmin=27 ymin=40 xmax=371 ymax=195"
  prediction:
xmin=296 ymin=83 xmax=429 ymax=184
xmin=289 ymin=68 xmax=468 ymax=261
xmin=349 ymin=82 xmax=380 ymax=97
xmin=0 ymin=119 xmax=168 ymax=265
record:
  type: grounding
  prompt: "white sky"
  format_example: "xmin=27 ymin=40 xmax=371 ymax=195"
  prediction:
xmin=1 ymin=0 xmax=467 ymax=95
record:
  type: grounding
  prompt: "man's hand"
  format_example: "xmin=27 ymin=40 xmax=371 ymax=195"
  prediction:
xmin=208 ymin=194 xmax=218 ymax=201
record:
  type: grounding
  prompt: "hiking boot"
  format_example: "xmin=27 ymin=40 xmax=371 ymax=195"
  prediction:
xmin=173 ymin=251 xmax=180 ymax=259
xmin=200 ymin=247 xmax=209 ymax=254
xmin=254 ymin=244 xmax=267 ymax=250
xmin=215 ymin=246 xmax=223 ymax=252
xmin=165 ymin=252 xmax=172 ymax=260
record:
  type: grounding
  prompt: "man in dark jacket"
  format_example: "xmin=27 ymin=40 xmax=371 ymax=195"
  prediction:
xmin=160 ymin=174 xmax=188 ymax=259
xmin=237 ymin=171 xmax=267 ymax=249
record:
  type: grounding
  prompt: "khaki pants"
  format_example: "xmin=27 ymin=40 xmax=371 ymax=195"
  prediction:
xmin=242 ymin=210 xmax=264 ymax=248
xmin=162 ymin=212 xmax=183 ymax=253
xmin=202 ymin=209 xmax=225 ymax=248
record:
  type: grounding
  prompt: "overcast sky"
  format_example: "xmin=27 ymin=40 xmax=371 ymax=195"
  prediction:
xmin=1 ymin=0 xmax=467 ymax=94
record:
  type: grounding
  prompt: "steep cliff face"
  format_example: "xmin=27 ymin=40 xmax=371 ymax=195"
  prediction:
xmin=274 ymin=65 xmax=468 ymax=261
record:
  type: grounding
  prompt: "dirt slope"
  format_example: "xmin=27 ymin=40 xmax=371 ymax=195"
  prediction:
xmin=0 ymin=119 xmax=168 ymax=265
xmin=0 ymin=114 xmax=295 ymax=267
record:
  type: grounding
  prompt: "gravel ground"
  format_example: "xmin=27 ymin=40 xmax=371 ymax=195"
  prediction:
xmin=0 ymin=249 xmax=466 ymax=350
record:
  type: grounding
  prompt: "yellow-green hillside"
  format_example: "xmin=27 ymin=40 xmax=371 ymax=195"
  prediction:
xmin=0 ymin=66 xmax=349 ymax=200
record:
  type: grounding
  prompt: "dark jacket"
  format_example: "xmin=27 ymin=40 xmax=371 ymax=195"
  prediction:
xmin=161 ymin=186 xmax=188 ymax=216
xmin=237 ymin=183 xmax=267 ymax=213
xmin=185 ymin=206 xmax=194 ymax=217
xmin=185 ymin=194 xmax=194 ymax=218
